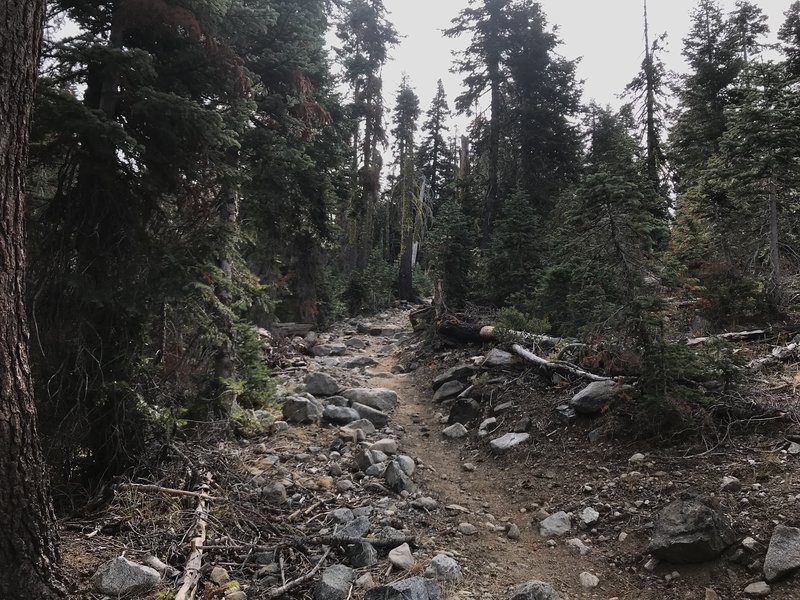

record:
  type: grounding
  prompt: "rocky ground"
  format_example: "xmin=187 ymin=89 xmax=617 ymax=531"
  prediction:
xmin=65 ymin=306 xmax=800 ymax=599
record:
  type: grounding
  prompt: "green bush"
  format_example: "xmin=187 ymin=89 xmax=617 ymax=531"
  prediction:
xmin=412 ymin=267 xmax=434 ymax=298
xmin=344 ymin=249 xmax=397 ymax=314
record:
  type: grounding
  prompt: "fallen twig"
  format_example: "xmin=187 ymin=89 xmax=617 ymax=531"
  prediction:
xmin=175 ymin=472 xmax=214 ymax=600
xmin=199 ymin=533 xmax=415 ymax=554
xmin=265 ymin=547 xmax=330 ymax=599
xmin=511 ymin=344 xmax=614 ymax=382
xmin=117 ymin=483 xmax=216 ymax=501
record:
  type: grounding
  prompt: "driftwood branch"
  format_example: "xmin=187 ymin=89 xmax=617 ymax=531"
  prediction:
xmin=117 ymin=483 xmax=216 ymax=501
xmin=175 ymin=472 xmax=214 ymax=600
xmin=511 ymin=344 xmax=614 ymax=382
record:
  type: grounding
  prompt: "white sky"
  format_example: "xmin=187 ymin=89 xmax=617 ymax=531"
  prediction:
xmin=378 ymin=0 xmax=790 ymax=131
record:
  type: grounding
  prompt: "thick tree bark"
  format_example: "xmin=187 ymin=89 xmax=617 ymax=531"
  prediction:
xmin=0 ymin=1 xmax=65 ymax=597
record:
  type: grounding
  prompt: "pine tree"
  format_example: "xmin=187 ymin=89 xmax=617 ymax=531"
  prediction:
xmin=779 ymin=1 xmax=800 ymax=79
xmin=417 ymin=80 xmax=454 ymax=210
xmin=728 ymin=0 xmax=769 ymax=67
xmin=429 ymin=199 xmax=473 ymax=309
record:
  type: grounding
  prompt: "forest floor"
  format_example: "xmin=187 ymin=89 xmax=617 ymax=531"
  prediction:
xmin=62 ymin=305 xmax=800 ymax=599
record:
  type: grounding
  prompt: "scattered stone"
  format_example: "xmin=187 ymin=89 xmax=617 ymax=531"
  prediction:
xmin=348 ymin=418 xmax=377 ymax=436
xmin=721 ymin=476 xmax=742 ymax=492
xmin=506 ymin=523 xmax=521 ymax=540
xmin=336 ymin=479 xmax=355 ymax=492
xmin=339 ymin=426 xmax=366 ymax=443
xmin=443 ymin=423 xmax=469 ymax=438
xmin=305 ymin=372 xmax=340 ymax=396
xmin=345 ymin=356 xmax=379 ymax=369
xmin=93 ymin=557 xmax=160 ymax=596
xmin=261 ymin=481 xmax=287 ymax=504
xmin=448 ymin=397 xmax=482 ymax=425
xmin=463 ymin=462 xmax=477 ymax=472
xmin=489 ymin=432 xmax=530 ymax=452
xmin=341 ymin=388 xmax=398 ymax=412
xmin=384 ymin=460 xmax=415 ymax=493
xmin=335 ymin=515 xmax=371 ymax=539
xmin=554 ymin=405 xmax=576 ymax=424
xmin=348 ymin=542 xmax=378 ymax=568
xmin=539 ymin=512 xmax=571 ymax=537
xmin=570 ymin=380 xmax=633 ymax=415
xmin=345 ymin=337 xmax=367 ymax=349
xmin=479 ymin=417 xmax=497 ymax=432
xmin=389 ymin=543 xmax=415 ymax=570
xmin=356 ymin=573 xmax=376 ymax=590
xmin=512 ymin=417 xmax=531 ymax=433
xmin=628 ymin=452 xmax=646 ymax=464
xmin=509 ymin=580 xmax=561 ymax=600
xmin=351 ymin=403 xmax=390 ymax=427
xmin=705 ymin=589 xmax=720 ymax=600
xmin=433 ymin=380 xmax=467 ymax=402
xmin=649 ymin=495 xmax=736 ymax=564
xmin=371 ymin=438 xmax=399 ymax=454
xmin=566 ymin=538 xmax=591 ymax=556
xmin=311 ymin=342 xmax=347 ymax=357
xmin=364 ymin=463 xmax=387 ymax=478
xmin=226 ymin=592 xmax=247 ymax=600
xmin=355 ymin=448 xmax=388 ymax=472
xmin=743 ymin=537 xmax=760 ymax=551
xmin=482 ymin=348 xmax=518 ymax=367
xmin=412 ymin=497 xmax=438 ymax=511
xmin=329 ymin=508 xmax=355 ymax=525
xmin=743 ymin=582 xmax=771 ymax=597
xmin=579 ymin=572 xmax=599 ymax=588
xmin=315 ymin=564 xmax=355 ymax=600
xmin=789 ymin=442 xmax=800 ymax=455
xmin=364 ymin=577 xmax=440 ymax=600
xmin=395 ymin=455 xmax=415 ymax=476
xmin=271 ymin=420 xmax=289 ymax=433
xmin=644 ymin=557 xmax=659 ymax=572
xmin=324 ymin=405 xmax=361 ymax=425
xmin=493 ymin=401 xmax=513 ymax=414
xmin=282 ymin=396 xmax=324 ymax=423
xmin=210 ymin=565 xmax=230 ymax=584
xmin=432 ymin=364 xmax=475 ymax=390
xmin=764 ymin=524 xmax=800 ymax=582
xmin=425 ymin=554 xmax=462 ymax=583
xmin=581 ymin=507 xmax=600 ymax=526
xmin=618 ymin=531 xmax=628 ymax=542
xmin=458 ymin=523 xmax=479 ymax=536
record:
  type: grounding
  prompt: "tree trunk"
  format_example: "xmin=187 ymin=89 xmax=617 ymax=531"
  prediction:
xmin=0 ymin=1 xmax=65 ymax=597
xmin=768 ymin=177 xmax=783 ymax=308
xmin=483 ymin=37 xmax=501 ymax=249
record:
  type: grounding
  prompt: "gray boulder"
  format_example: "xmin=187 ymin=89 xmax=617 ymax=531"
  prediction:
xmin=395 ymin=455 xmax=415 ymax=476
xmin=384 ymin=460 xmax=415 ymax=493
xmin=311 ymin=342 xmax=348 ymax=357
xmin=324 ymin=405 xmax=361 ymax=425
xmin=448 ymin=398 xmax=482 ymax=425
xmin=351 ymin=402 xmax=390 ymax=427
xmin=432 ymin=364 xmax=475 ymax=390
xmin=539 ymin=512 xmax=571 ymax=537
xmin=355 ymin=448 xmax=389 ymax=472
xmin=345 ymin=338 xmax=367 ymax=349
xmin=425 ymin=554 xmax=462 ymax=583
xmin=433 ymin=380 xmax=466 ymax=402
xmin=335 ymin=515 xmax=371 ymax=539
xmin=329 ymin=508 xmax=355 ymax=525
xmin=764 ymin=524 xmax=800 ymax=582
xmin=283 ymin=395 xmax=324 ymax=423
xmin=510 ymin=580 xmax=561 ymax=600
xmin=348 ymin=418 xmax=377 ymax=435
xmin=347 ymin=542 xmax=378 ymax=567
xmin=345 ymin=357 xmax=379 ymax=369
xmin=489 ymin=432 xmax=530 ymax=452
xmin=569 ymin=380 xmax=633 ymax=415
xmin=442 ymin=423 xmax=468 ymax=438
xmin=649 ymin=495 xmax=736 ymax=563
xmin=315 ymin=564 xmax=355 ymax=600
xmin=365 ymin=577 xmax=440 ymax=600
xmin=341 ymin=388 xmax=398 ymax=412
xmin=305 ymin=372 xmax=340 ymax=396
xmin=93 ymin=556 xmax=160 ymax=596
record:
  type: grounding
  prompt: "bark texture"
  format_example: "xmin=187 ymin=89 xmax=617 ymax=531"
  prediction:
xmin=0 ymin=1 xmax=65 ymax=597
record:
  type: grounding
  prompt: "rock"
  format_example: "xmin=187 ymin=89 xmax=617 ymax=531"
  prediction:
xmin=458 ymin=522 xmax=479 ymax=535
xmin=509 ymin=580 xmax=561 ymax=600
xmin=579 ymin=572 xmax=599 ymax=588
xmin=371 ymin=438 xmax=399 ymax=454
xmin=355 ymin=448 xmax=389 ymax=472
xmin=341 ymin=388 xmax=398 ymax=412
xmin=463 ymin=462 xmax=476 ymax=472
xmin=315 ymin=564 xmax=355 ymax=600
xmin=335 ymin=515 xmax=371 ymax=539
xmin=389 ymin=543 xmax=415 ymax=570
xmin=305 ymin=372 xmax=340 ymax=396
xmin=489 ymin=432 xmax=530 ymax=452
xmin=272 ymin=420 xmax=290 ymax=433
xmin=345 ymin=337 xmax=367 ymax=349
xmin=743 ymin=537 xmax=760 ymax=551
xmin=226 ymin=592 xmax=247 ymax=600
xmin=581 ymin=507 xmax=600 ymax=526
xmin=324 ymin=405 xmax=361 ymax=425
xmin=356 ymin=573 xmax=376 ymax=590
xmin=539 ymin=512 xmax=571 ymax=537
xmin=721 ymin=475 xmax=742 ymax=492
xmin=554 ymin=405 xmax=576 ymax=424
xmin=348 ymin=542 xmax=378 ymax=567
xmin=648 ymin=494 xmax=736 ymax=564
xmin=644 ymin=557 xmax=659 ymax=571
xmin=351 ymin=403 xmax=390 ymax=427
xmin=261 ymin=481 xmax=287 ymax=504
xmin=425 ymin=554 xmax=462 ymax=583
xmin=365 ymin=463 xmax=387 ymax=478
xmin=506 ymin=523 xmax=521 ymax=540
xmin=705 ymin=589 xmax=720 ymax=600
xmin=432 ymin=364 xmax=475 ymax=390
xmin=566 ymin=538 xmax=591 ymax=556
xmin=569 ymin=380 xmax=633 ymax=415
xmin=395 ymin=455 xmax=415 ymax=476
xmin=210 ymin=566 xmax=230 ymax=585
xmin=283 ymin=395 xmax=324 ymax=423
xmin=442 ymin=423 xmax=468 ymax=438
xmin=92 ymin=556 xmax=160 ymax=596
xmin=744 ymin=582 xmax=771 ymax=597
xmin=433 ymin=380 xmax=467 ymax=402
xmin=365 ymin=577 xmax=441 ymax=600
xmin=348 ymin=418 xmax=377 ymax=435
xmin=311 ymin=343 xmax=348 ymax=357
xmin=628 ymin=452 xmax=646 ymax=464
xmin=345 ymin=356 xmax=379 ymax=369
xmin=789 ymin=442 xmax=800 ymax=455
xmin=384 ymin=460 xmax=415 ymax=493
xmin=329 ymin=508 xmax=355 ymax=525
xmin=448 ymin=397 xmax=482 ymax=425
xmin=412 ymin=496 xmax=438 ymax=511
xmin=482 ymin=348 xmax=518 ymax=367
xmin=339 ymin=426 xmax=366 ymax=443
xmin=764 ymin=524 xmax=800 ymax=581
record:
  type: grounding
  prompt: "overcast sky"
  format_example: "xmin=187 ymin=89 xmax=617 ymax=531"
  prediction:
xmin=376 ymin=0 xmax=790 ymax=133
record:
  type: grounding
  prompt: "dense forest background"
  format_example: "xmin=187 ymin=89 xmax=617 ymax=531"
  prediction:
xmin=25 ymin=0 xmax=800 ymax=502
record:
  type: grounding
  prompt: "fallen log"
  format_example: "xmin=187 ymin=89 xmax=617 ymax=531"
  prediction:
xmin=511 ymin=343 xmax=615 ymax=382
xmin=686 ymin=329 xmax=768 ymax=346
xmin=175 ymin=472 xmax=214 ymax=600
xmin=748 ymin=342 xmax=799 ymax=371
xmin=273 ymin=322 xmax=315 ymax=338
